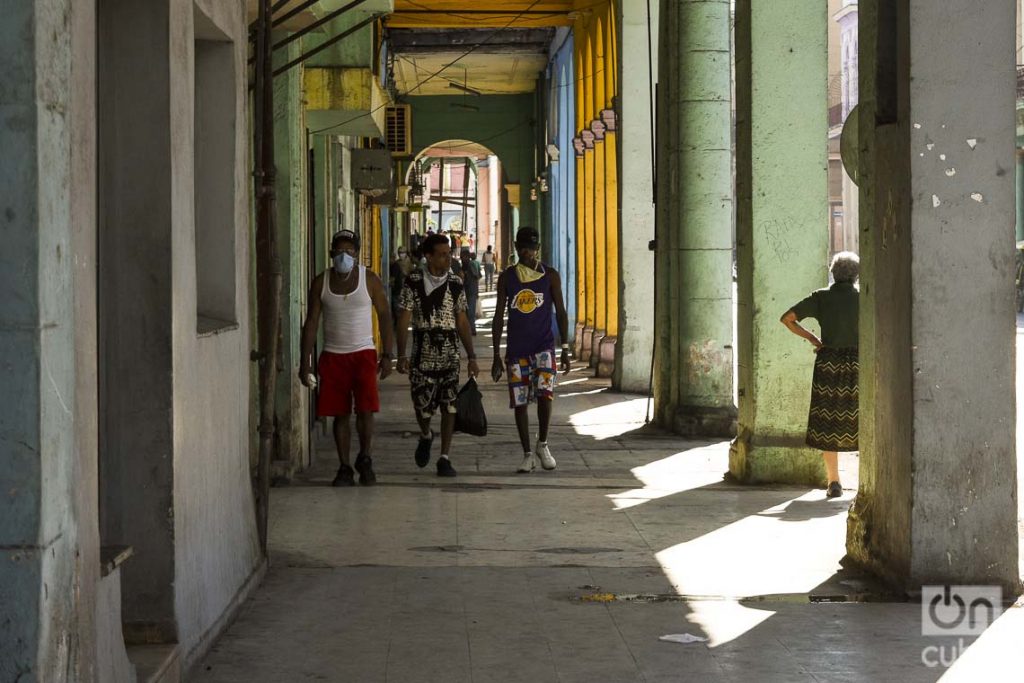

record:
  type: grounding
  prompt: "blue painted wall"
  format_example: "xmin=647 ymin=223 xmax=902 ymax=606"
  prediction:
xmin=545 ymin=34 xmax=577 ymax=338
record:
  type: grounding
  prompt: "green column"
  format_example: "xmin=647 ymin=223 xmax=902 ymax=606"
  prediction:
xmin=273 ymin=38 xmax=310 ymax=477
xmin=1016 ymin=150 xmax=1024 ymax=242
xmin=731 ymin=0 xmax=829 ymax=483
xmin=654 ymin=0 xmax=736 ymax=436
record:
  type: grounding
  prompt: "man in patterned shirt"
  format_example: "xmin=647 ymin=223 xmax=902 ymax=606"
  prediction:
xmin=395 ymin=234 xmax=479 ymax=477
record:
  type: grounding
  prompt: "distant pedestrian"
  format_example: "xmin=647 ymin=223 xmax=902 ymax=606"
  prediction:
xmin=780 ymin=251 xmax=860 ymax=499
xmin=300 ymin=230 xmax=394 ymax=487
xmin=482 ymin=245 xmax=496 ymax=291
xmin=461 ymin=250 xmax=482 ymax=335
xmin=491 ymin=226 xmax=571 ymax=473
xmin=395 ymin=234 xmax=479 ymax=477
xmin=389 ymin=247 xmax=415 ymax=322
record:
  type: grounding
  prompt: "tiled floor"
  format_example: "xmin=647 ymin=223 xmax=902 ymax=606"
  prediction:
xmin=191 ymin=295 xmax=1020 ymax=682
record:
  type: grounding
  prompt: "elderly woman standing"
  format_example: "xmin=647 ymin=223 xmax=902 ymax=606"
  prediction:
xmin=780 ymin=251 xmax=860 ymax=499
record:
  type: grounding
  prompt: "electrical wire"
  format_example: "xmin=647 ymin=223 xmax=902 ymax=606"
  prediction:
xmin=394 ymin=54 xmax=606 ymax=95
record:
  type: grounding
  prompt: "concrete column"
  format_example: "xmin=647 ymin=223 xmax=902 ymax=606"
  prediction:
xmin=614 ymin=0 xmax=658 ymax=393
xmin=848 ymin=0 xmax=1018 ymax=590
xmin=273 ymin=39 xmax=310 ymax=479
xmin=1 ymin=0 xmax=98 ymax=678
xmin=730 ymin=0 xmax=829 ymax=481
xmin=654 ymin=0 xmax=735 ymax=436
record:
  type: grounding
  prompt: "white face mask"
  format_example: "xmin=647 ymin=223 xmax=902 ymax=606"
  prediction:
xmin=333 ymin=252 xmax=355 ymax=274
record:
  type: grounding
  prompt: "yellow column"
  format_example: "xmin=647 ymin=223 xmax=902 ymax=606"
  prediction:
xmin=604 ymin=5 xmax=619 ymax=339
xmin=582 ymin=31 xmax=597 ymax=356
xmin=574 ymin=40 xmax=588 ymax=353
xmin=593 ymin=19 xmax=608 ymax=345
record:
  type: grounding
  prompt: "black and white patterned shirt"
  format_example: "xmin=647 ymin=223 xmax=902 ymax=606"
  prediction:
xmin=399 ymin=270 xmax=467 ymax=374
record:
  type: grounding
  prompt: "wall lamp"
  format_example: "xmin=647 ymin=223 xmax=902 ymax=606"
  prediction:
xmin=589 ymin=119 xmax=606 ymax=141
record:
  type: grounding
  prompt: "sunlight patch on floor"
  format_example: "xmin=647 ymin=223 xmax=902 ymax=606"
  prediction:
xmin=685 ymin=600 xmax=777 ymax=649
xmin=607 ymin=443 xmax=730 ymax=510
xmin=568 ymin=397 xmax=649 ymax=440
xmin=655 ymin=489 xmax=846 ymax=600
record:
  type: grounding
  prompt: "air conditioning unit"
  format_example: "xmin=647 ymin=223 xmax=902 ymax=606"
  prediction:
xmin=385 ymin=105 xmax=412 ymax=157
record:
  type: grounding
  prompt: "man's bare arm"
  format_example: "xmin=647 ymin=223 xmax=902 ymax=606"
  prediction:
xmin=491 ymin=271 xmax=508 ymax=381
xmin=299 ymin=274 xmax=324 ymax=385
xmin=366 ymin=272 xmax=394 ymax=378
xmin=547 ymin=268 xmax=571 ymax=372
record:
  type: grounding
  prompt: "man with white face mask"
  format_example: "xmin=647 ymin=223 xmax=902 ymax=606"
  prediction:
xmin=300 ymin=230 xmax=394 ymax=486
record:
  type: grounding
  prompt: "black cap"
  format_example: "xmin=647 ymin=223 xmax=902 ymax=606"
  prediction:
xmin=332 ymin=229 xmax=360 ymax=251
xmin=514 ymin=226 xmax=540 ymax=249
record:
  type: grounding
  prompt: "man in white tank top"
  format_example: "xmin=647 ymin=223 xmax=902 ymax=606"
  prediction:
xmin=300 ymin=230 xmax=394 ymax=486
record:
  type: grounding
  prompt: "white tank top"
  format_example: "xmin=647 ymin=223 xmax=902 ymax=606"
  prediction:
xmin=321 ymin=266 xmax=375 ymax=354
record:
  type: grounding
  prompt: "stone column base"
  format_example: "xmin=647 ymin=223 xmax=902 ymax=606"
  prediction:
xmin=573 ymin=322 xmax=587 ymax=358
xmin=579 ymin=326 xmax=595 ymax=362
xmin=728 ymin=430 xmax=825 ymax=485
xmin=663 ymin=405 xmax=737 ymax=439
xmin=597 ymin=335 xmax=617 ymax=377
xmin=589 ymin=329 xmax=606 ymax=368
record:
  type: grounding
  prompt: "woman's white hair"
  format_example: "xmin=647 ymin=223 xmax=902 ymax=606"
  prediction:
xmin=830 ymin=251 xmax=860 ymax=283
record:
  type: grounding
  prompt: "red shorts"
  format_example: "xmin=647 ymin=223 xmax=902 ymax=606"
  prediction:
xmin=317 ymin=349 xmax=380 ymax=416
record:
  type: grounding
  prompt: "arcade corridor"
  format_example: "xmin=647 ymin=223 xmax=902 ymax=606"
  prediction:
xmin=5 ymin=1 xmax=1024 ymax=682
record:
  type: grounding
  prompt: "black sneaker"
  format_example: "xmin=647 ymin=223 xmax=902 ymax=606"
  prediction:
xmin=826 ymin=481 xmax=842 ymax=499
xmin=415 ymin=430 xmax=434 ymax=468
xmin=436 ymin=457 xmax=457 ymax=477
xmin=332 ymin=464 xmax=355 ymax=487
xmin=354 ymin=453 xmax=377 ymax=486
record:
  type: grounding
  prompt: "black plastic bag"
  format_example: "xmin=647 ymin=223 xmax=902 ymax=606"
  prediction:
xmin=454 ymin=377 xmax=487 ymax=436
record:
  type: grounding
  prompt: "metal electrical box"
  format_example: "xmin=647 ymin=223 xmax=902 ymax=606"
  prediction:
xmin=350 ymin=149 xmax=393 ymax=194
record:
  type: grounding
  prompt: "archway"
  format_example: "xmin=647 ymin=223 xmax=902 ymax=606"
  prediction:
xmin=401 ymin=140 xmax=512 ymax=268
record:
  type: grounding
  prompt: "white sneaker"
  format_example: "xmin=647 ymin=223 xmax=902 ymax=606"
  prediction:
xmin=536 ymin=441 xmax=556 ymax=470
xmin=517 ymin=452 xmax=537 ymax=473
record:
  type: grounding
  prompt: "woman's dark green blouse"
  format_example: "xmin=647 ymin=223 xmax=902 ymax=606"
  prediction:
xmin=790 ymin=281 xmax=859 ymax=348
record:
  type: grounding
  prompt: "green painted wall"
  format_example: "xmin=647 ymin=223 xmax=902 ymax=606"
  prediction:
xmin=408 ymin=94 xmax=539 ymax=236
xmin=304 ymin=12 xmax=375 ymax=68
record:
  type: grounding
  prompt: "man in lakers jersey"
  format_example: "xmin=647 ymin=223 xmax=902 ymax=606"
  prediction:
xmin=491 ymin=226 xmax=571 ymax=473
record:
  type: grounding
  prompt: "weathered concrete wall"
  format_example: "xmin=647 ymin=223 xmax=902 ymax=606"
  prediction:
xmin=851 ymin=0 xmax=1019 ymax=589
xmin=846 ymin=0 xmax=914 ymax=581
xmin=171 ymin=0 xmax=262 ymax=664
xmin=0 ymin=0 xmax=98 ymax=679
xmin=614 ymin=0 xmax=657 ymax=393
xmin=732 ymin=0 xmax=829 ymax=482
